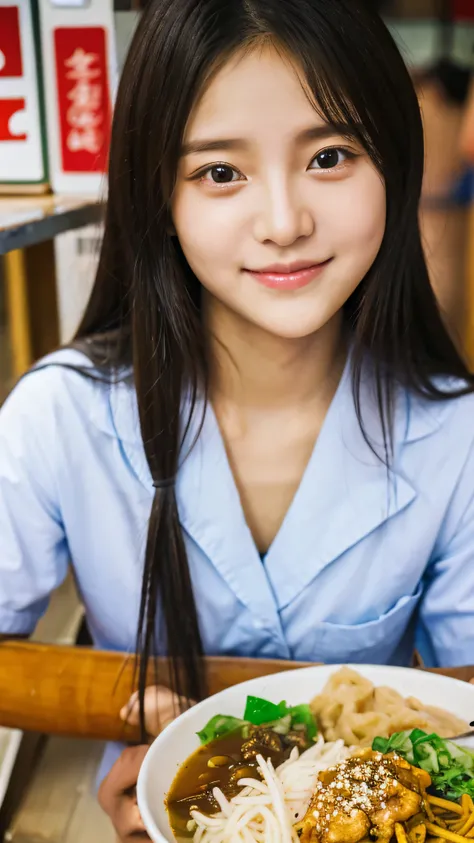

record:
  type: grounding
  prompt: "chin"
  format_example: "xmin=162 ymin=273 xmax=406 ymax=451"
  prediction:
xmin=241 ymin=290 xmax=346 ymax=340
xmin=254 ymin=314 xmax=334 ymax=340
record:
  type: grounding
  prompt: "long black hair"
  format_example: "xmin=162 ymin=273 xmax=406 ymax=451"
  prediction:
xmin=72 ymin=0 xmax=474 ymax=735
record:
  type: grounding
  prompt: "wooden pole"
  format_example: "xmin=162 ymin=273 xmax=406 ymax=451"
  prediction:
xmin=3 ymin=249 xmax=32 ymax=378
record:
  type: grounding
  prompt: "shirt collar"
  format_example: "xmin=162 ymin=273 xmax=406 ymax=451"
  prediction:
xmin=87 ymin=352 xmax=454 ymax=618
xmin=91 ymin=354 xmax=450 ymax=452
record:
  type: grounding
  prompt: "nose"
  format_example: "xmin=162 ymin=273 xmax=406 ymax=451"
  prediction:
xmin=253 ymin=178 xmax=315 ymax=247
xmin=460 ymin=77 xmax=474 ymax=166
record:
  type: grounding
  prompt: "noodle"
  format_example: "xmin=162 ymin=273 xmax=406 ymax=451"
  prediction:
xmin=425 ymin=795 xmax=474 ymax=842
xmin=455 ymin=814 xmax=474 ymax=837
xmin=426 ymin=822 xmax=473 ymax=842
xmin=189 ymin=738 xmax=350 ymax=843
xmin=428 ymin=798 xmax=464 ymax=816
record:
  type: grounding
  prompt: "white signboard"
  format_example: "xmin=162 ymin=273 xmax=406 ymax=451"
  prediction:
xmin=0 ymin=1 xmax=46 ymax=185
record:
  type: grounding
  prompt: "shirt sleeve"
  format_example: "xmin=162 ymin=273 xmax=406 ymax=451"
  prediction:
xmin=0 ymin=370 xmax=69 ymax=634
xmin=417 ymin=436 xmax=474 ymax=667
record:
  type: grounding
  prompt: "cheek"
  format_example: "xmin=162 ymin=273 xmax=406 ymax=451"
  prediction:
xmin=350 ymin=177 xmax=386 ymax=260
xmin=172 ymin=190 xmax=235 ymax=281
xmin=324 ymin=171 xmax=386 ymax=263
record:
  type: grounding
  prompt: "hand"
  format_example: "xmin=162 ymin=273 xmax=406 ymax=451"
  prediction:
xmin=98 ymin=745 xmax=149 ymax=841
xmin=120 ymin=685 xmax=185 ymax=737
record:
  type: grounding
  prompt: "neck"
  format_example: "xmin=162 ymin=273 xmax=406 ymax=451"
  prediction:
xmin=204 ymin=295 xmax=346 ymax=410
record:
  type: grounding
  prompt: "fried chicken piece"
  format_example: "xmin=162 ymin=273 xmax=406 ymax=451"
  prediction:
xmin=326 ymin=809 xmax=370 ymax=843
xmin=298 ymin=808 xmax=370 ymax=843
xmin=296 ymin=751 xmax=427 ymax=843
xmin=370 ymin=783 xmax=422 ymax=843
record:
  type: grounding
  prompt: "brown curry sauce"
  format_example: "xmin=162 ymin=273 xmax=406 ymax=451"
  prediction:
xmin=166 ymin=728 xmax=294 ymax=839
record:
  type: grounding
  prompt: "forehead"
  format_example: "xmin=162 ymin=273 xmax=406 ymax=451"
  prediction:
xmin=184 ymin=44 xmax=327 ymax=141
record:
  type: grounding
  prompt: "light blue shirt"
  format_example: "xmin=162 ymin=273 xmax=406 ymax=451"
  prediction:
xmin=1 ymin=348 xmax=474 ymax=670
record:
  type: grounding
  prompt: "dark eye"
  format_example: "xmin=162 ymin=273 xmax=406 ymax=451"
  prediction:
xmin=207 ymin=165 xmax=240 ymax=183
xmin=309 ymin=148 xmax=349 ymax=170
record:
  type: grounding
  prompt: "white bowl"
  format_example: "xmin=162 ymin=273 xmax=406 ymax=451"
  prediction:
xmin=137 ymin=663 xmax=474 ymax=843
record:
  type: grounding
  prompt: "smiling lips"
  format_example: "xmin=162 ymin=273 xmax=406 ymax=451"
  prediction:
xmin=245 ymin=259 xmax=332 ymax=290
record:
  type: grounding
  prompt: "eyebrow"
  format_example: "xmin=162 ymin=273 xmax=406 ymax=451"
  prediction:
xmin=298 ymin=123 xmax=356 ymax=144
xmin=180 ymin=122 xmax=355 ymax=157
xmin=181 ymin=137 xmax=248 ymax=156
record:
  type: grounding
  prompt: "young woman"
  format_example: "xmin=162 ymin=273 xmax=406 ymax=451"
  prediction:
xmin=1 ymin=0 xmax=474 ymax=839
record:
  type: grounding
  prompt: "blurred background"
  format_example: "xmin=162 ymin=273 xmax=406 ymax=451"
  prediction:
xmin=0 ymin=1 xmax=473 ymax=842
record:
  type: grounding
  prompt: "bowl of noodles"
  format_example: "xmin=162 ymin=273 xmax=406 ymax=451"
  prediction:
xmin=137 ymin=664 xmax=474 ymax=843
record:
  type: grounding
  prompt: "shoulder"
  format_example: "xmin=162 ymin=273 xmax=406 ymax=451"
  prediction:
xmin=0 ymin=348 xmax=131 ymax=447
xmin=402 ymin=384 xmax=474 ymax=523
xmin=411 ymin=384 xmax=474 ymax=545
xmin=1 ymin=349 xmax=94 ymax=420
xmin=346 ymin=353 xmax=474 ymax=458
xmin=405 ymin=380 xmax=474 ymax=451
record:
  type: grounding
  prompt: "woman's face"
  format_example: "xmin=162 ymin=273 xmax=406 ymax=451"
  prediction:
xmin=172 ymin=44 xmax=386 ymax=340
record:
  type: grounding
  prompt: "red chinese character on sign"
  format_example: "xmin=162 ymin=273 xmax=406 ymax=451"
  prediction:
xmin=0 ymin=7 xmax=23 ymax=78
xmin=65 ymin=48 xmax=104 ymax=155
xmin=54 ymin=28 xmax=111 ymax=173
xmin=68 ymin=125 xmax=102 ymax=154
xmin=65 ymin=48 xmax=100 ymax=81
xmin=453 ymin=0 xmax=474 ymax=18
xmin=0 ymin=98 xmax=27 ymax=141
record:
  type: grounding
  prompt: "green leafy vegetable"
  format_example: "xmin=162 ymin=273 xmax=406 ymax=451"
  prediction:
xmin=372 ymin=731 xmax=415 ymax=759
xmin=197 ymin=696 xmax=319 ymax=746
xmin=244 ymin=696 xmax=288 ymax=725
xmin=372 ymin=729 xmax=474 ymax=800
xmin=243 ymin=696 xmax=318 ymax=740
xmin=196 ymin=715 xmax=247 ymax=745
xmin=288 ymin=704 xmax=319 ymax=742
